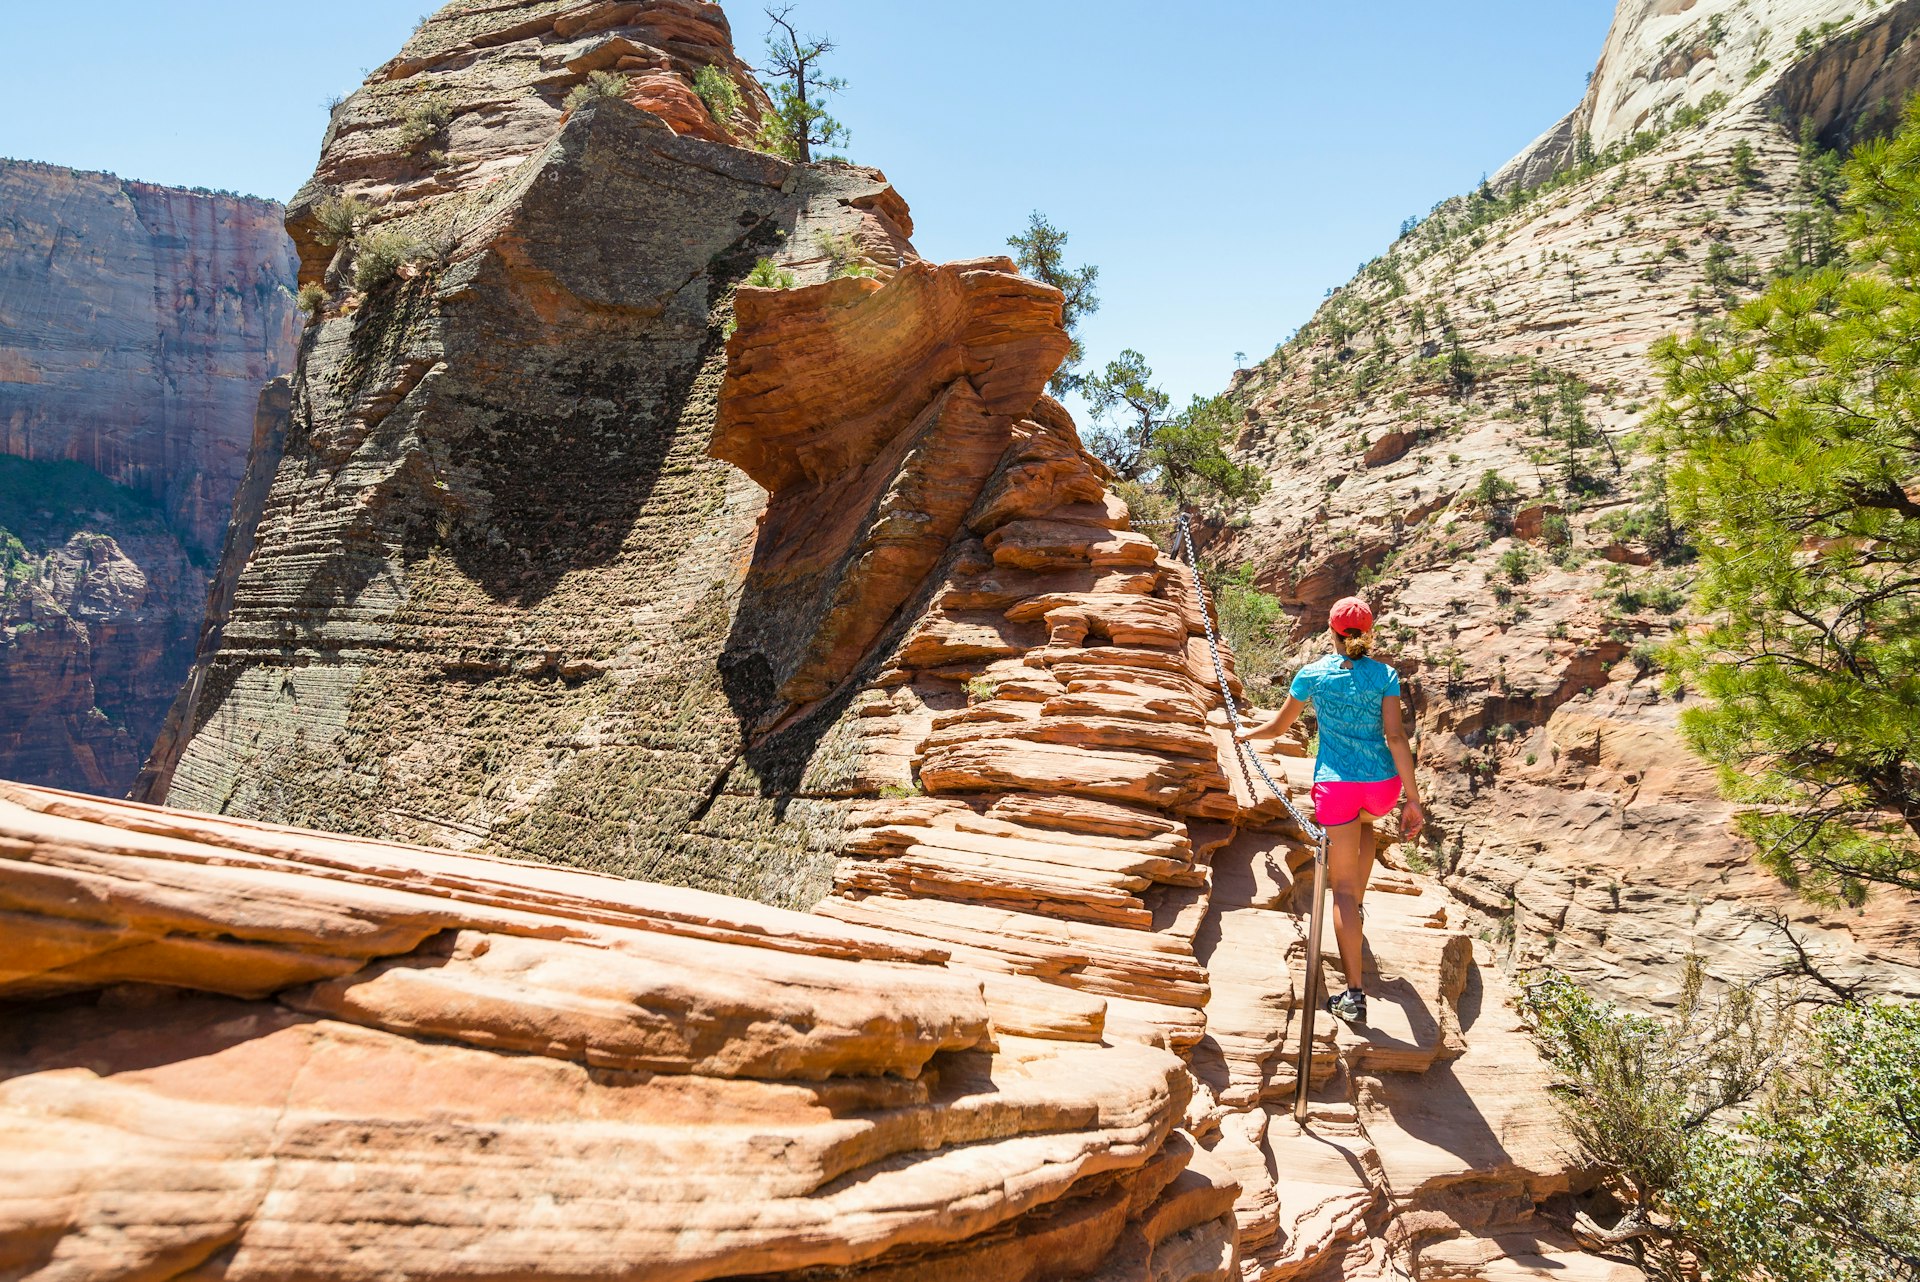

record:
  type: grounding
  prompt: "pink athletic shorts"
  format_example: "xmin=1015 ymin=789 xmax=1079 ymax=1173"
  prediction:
xmin=1311 ymin=778 xmax=1403 ymax=826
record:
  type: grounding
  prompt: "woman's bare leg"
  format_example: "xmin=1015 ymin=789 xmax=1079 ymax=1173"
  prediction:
xmin=1326 ymin=819 xmax=1370 ymax=992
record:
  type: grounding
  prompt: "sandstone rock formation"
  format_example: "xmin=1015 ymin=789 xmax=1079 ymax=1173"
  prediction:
xmin=0 ymin=781 xmax=1222 ymax=1282
xmin=1218 ymin=0 xmax=1920 ymax=1006
xmin=0 ymin=160 xmax=299 ymax=794
xmin=148 ymin=1 xmax=861 ymax=901
xmin=1497 ymin=0 xmax=1920 ymax=190
xmin=0 ymin=161 xmax=299 ymax=558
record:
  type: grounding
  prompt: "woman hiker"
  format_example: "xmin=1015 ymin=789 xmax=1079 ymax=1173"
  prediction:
xmin=1235 ymin=595 xmax=1423 ymax=1025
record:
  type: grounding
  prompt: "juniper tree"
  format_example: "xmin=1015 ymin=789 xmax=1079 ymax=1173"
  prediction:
xmin=1652 ymin=96 xmax=1920 ymax=904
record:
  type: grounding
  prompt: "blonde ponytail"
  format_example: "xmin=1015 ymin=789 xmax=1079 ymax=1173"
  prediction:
xmin=1339 ymin=633 xmax=1372 ymax=659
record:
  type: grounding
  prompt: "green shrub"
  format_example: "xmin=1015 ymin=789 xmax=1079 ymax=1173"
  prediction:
xmin=745 ymin=257 xmax=795 ymax=289
xmin=692 ymin=64 xmax=742 ymax=128
xmin=313 ymin=195 xmax=373 ymax=246
xmin=1496 ymin=546 xmax=1536 ymax=584
xmin=966 ymin=675 xmax=998 ymax=703
xmin=1645 ymin=583 xmax=1687 ymax=615
xmin=1523 ymin=967 xmax=1920 ymax=1280
xmin=565 ymin=71 xmax=629 ymax=113
xmin=295 ymin=282 xmax=327 ymax=317
xmin=1117 ymin=479 xmax=1175 ymax=534
xmin=1212 ymin=564 xmax=1285 ymax=704
xmin=1542 ymin=512 xmax=1572 ymax=547
xmin=1474 ymin=469 xmax=1519 ymax=509
xmin=399 ymin=94 xmax=452 ymax=149
xmin=352 ymin=227 xmax=425 ymax=292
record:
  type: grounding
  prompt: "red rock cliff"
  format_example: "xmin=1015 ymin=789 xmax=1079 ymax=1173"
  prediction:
xmin=0 ymin=161 xmax=299 ymax=558
xmin=0 ymin=161 xmax=299 ymax=796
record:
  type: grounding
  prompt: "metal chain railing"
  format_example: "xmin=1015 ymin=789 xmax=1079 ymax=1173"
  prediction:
xmin=1167 ymin=512 xmax=1333 ymax=1125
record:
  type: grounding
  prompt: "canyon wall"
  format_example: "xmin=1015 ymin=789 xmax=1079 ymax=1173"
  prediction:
xmin=1220 ymin=0 xmax=1920 ymax=1007
xmin=0 ymin=160 xmax=298 ymax=793
xmin=118 ymin=2 xmax=1639 ymax=1275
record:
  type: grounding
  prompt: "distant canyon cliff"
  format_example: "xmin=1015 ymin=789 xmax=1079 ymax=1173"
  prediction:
xmin=0 ymin=160 xmax=298 ymax=794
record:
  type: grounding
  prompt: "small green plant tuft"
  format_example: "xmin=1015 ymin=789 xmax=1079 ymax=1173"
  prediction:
xmin=814 ymin=228 xmax=874 ymax=279
xmin=745 ymin=257 xmax=796 ymax=289
xmin=565 ymin=71 xmax=629 ymax=113
xmin=1496 ymin=546 xmax=1537 ymax=584
xmin=966 ymin=675 xmax=999 ymax=703
xmin=399 ymin=94 xmax=452 ymax=149
xmin=295 ymin=281 xmax=327 ymax=317
xmin=352 ymin=227 xmax=426 ymax=292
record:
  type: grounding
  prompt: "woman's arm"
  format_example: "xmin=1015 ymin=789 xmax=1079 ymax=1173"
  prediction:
xmin=1381 ymin=696 xmax=1424 ymax=837
xmin=1235 ymin=697 xmax=1305 ymax=742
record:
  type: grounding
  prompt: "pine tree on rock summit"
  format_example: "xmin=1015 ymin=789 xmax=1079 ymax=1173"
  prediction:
xmin=756 ymin=5 xmax=848 ymax=163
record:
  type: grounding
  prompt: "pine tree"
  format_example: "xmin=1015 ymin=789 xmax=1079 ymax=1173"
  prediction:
xmin=1653 ymin=98 xmax=1920 ymax=905
xmin=1082 ymin=350 xmax=1265 ymax=508
xmin=1006 ymin=212 xmax=1100 ymax=395
xmin=756 ymin=6 xmax=847 ymax=162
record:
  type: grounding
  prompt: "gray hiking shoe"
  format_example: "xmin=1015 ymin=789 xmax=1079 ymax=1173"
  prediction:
xmin=1326 ymin=987 xmax=1367 ymax=1024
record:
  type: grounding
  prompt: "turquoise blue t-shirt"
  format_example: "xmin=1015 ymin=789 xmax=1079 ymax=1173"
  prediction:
xmin=1289 ymin=654 xmax=1402 ymax=784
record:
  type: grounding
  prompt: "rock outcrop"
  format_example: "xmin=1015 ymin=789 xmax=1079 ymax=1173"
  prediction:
xmin=1496 ymin=0 xmax=1920 ymax=189
xmin=0 ymin=782 xmax=1218 ymax=1282
xmin=117 ymin=1 xmax=1643 ymax=1275
xmin=149 ymin=1 xmax=859 ymax=903
xmin=1219 ymin=0 xmax=1920 ymax=1006
xmin=0 ymin=161 xmax=299 ymax=795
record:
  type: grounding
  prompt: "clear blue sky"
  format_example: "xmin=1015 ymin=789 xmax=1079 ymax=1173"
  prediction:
xmin=0 ymin=1 xmax=1613 ymax=411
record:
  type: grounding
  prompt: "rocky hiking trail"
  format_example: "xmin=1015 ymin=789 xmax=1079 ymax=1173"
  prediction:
xmin=0 ymin=718 xmax=1618 ymax=1281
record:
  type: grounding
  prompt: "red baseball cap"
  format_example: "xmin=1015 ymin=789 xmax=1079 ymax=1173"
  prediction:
xmin=1328 ymin=596 xmax=1374 ymax=637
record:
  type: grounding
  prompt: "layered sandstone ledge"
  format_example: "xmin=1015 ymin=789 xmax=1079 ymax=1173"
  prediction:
xmin=0 ymin=782 xmax=1220 ymax=1282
